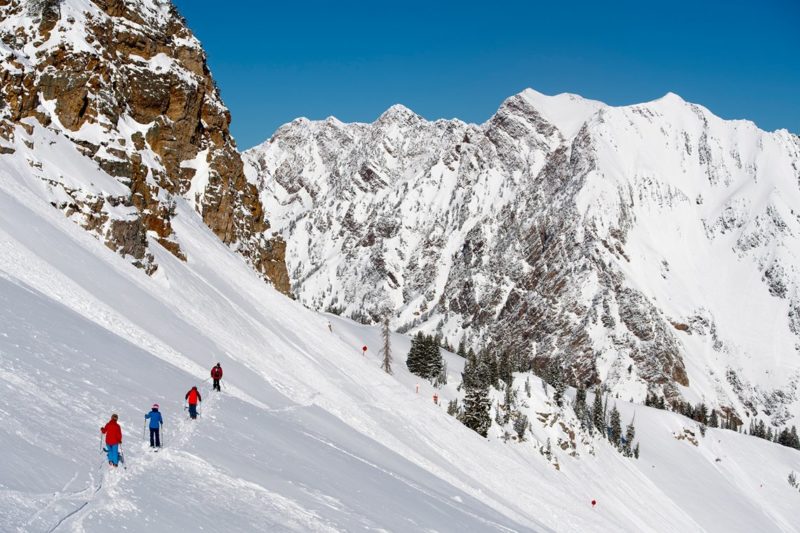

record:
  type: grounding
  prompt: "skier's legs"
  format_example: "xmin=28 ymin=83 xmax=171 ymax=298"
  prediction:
xmin=154 ymin=428 xmax=161 ymax=447
xmin=107 ymin=443 xmax=119 ymax=465
xmin=149 ymin=428 xmax=156 ymax=447
xmin=189 ymin=403 xmax=197 ymax=419
xmin=213 ymin=379 xmax=220 ymax=391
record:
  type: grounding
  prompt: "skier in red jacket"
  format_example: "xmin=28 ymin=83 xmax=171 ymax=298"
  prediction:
xmin=211 ymin=363 xmax=223 ymax=392
xmin=185 ymin=386 xmax=202 ymax=419
xmin=100 ymin=413 xmax=122 ymax=467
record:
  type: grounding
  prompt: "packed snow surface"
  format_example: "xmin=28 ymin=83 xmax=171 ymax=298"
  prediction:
xmin=1 ymin=123 xmax=800 ymax=531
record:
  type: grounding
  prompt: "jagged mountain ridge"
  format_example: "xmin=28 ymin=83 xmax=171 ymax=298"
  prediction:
xmin=0 ymin=0 xmax=289 ymax=292
xmin=245 ymin=89 xmax=800 ymax=426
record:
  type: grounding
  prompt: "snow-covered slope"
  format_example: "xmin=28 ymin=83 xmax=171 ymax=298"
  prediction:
xmin=2 ymin=159 xmax=800 ymax=531
xmin=245 ymin=88 xmax=800 ymax=429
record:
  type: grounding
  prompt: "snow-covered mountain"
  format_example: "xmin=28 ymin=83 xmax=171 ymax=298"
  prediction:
xmin=245 ymin=89 xmax=800 ymax=428
xmin=0 ymin=0 xmax=289 ymax=291
xmin=3 ymin=107 xmax=800 ymax=532
xmin=2 ymin=1 xmax=800 ymax=530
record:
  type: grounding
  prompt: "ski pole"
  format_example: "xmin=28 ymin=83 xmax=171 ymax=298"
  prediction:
xmin=142 ymin=420 xmax=146 ymax=441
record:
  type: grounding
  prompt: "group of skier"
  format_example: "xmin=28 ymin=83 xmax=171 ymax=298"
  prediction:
xmin=99 ymin=363 xmax=224 ymax=467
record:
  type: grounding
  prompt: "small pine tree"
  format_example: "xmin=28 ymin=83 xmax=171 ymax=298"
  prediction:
xmin=574 ymin=387 xmax=587 ymax=419
xmin=514 ymin=413 xmax=528 ymax=441
xmin=447 ymin=399 xmax=460 ymax=417
xmin=462 ymin=386 xmax=492 ymax=437
xmin=457 ymin=338 xmax=467 ymax=358
xmin=633 ymin=442 xmax=640 ymax=459
xmin=709 ymin=409 xmax=719 ymax=428
xmin=693 ymin=403 xmax=708 ymax=425
xmin=460 ymin=351 xmax=492 ymax=437
xmin=433 ymin=359 xmax=448 ymax=387
xmin=380 ymin=317 xmax=392 ymax=374
xmin=623 ymin=419 xmax=636 ymax=456
xmin=426 ymin=335 xmax=445 ymax=382
xmin=494 ymin=402 xmax=505 ymax=426
xmin=498 ymin=350 xmax=514 ymax=388
xmin=592 ymin=388 xmax=604 ymax=433
xmin=406 ymin=332 xmax=427 ymax=376
xmin=479 ymin=350 xmax=498 ymax=389
xmin=609 ymin=406 xmax=622 ymax=447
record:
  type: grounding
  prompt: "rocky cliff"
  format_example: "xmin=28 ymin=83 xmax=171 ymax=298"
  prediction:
xmin=246 ymin=89 xmax=800 ymax=425
xmin=0 ymin=0 xmax=289 ymax=292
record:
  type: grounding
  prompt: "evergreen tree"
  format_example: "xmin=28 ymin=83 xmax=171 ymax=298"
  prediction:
xmin=514 ymin=413 xmax=528 ymax=441
xmin=446 ymin=399 xmax=460 ymax=417
xmin=462 ymin=352 xmax=479 ymax=388
xmin=425 ymin=335 xmax=444 ymax=381
xmin=433 ymin=358 xmax=448 ymax=387
xmin=494 ymin=401 xmax=505 ymax=426
xmin=379 ymin=317 xmax=392 ymax=374
xmin=609 ymin=406 xmax=622 ymax=447
xmin=574 ymin=387 xmax=587 ymax=419
xmin=592 ymin=388 xmax=605 ymax=433
xmin=457 ymin=338 xmax=467 ymax=358
xmin=461 ymin=385 xmax=492 ymax=437
xmin=498 ymin=350 xmax=514 ymax=388
xmin=406 ymin=332 xmax=427 ymax=376
xmin=481 ymin=350 xmax=498 ymax=388
xmin=696 ymin=403 xmax=708 ymax=425
xmin=543 ymin=357 xmax=566 ymax=407
xmin=709 ymin=409 xmax=719 ymax=428
xmin=633 ymin=442 xmax=640 ymax=459
xmin=757 ymin=420 xmax=767 ymax=439
xmin=503 ymin=379 xmax=515 ymax=409
xmin=460 ymin=351 xmax=492 ymax=437
xmin=623 ymin=418 xmax=636 ymax=457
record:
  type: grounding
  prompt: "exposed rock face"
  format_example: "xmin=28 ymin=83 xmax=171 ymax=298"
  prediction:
xmin=246 ymin=90 xmax=800 ymax=424
xmin=0 ymin=0 xmax=289 ymax=292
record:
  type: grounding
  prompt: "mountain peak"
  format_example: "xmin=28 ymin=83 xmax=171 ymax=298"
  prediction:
xmin=513 ymin=88 xmax=606 ymax=138
xmin=377 ymin=104 xmax=419 ymax=123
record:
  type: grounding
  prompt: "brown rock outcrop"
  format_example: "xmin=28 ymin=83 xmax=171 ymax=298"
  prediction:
xmin=0 ymin=0 xmax=289 ymax=293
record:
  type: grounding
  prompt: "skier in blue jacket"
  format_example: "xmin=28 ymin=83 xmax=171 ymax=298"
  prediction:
xmin=144 ymin=403 xmax=163 ymax=448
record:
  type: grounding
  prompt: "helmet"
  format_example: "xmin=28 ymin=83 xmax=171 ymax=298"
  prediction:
xmin=111 ymin=413 xmax=118 ymax=420
xmin=216 ymin=363 xmax=221 ymax=366
xmin=152 ymin=403 xmax=159 ymax=410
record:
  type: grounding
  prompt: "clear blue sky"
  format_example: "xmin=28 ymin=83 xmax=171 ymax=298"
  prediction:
xmin=172 ymin=0 xmax=799 ymax=150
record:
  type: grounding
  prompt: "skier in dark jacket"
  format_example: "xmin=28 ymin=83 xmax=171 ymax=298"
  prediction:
xmin=211 ymin=363 xmax=223 ymax=392
xmin=101 ymin=414 xmax=122 ymax=467
xmin=185 ymin=386 xmax=202 ymax=419
xmin=144 ymin=403 xmax=163 ymax=448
